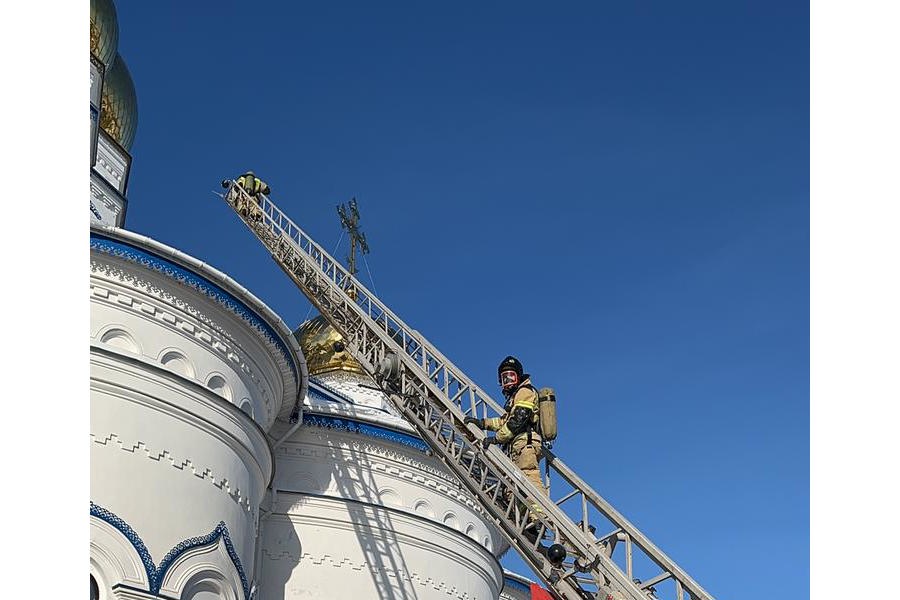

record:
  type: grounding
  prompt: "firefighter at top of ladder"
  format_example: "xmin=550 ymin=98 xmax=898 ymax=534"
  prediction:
xmin=222 ymin=171 xmax=270 ymax=221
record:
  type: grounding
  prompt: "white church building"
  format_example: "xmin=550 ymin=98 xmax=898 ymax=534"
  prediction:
xmin=89 ymin=2 xmax=544 ymax=599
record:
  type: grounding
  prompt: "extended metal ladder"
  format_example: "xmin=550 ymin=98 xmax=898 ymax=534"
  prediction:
xmin=221 ymin=182 xmax=715 ymax=600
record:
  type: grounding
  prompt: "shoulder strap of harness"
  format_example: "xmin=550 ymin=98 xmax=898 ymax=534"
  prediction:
xmin=521 ymin=383 xmax=537 ymax=444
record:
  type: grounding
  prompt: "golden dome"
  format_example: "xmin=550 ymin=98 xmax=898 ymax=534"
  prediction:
xmin=294 ymin=316 xmax=367 ymax=377
xmin=100 ymin=53 xmax=138 ymax=151
xmin=90 ymin=0 xmax=119 ymax=68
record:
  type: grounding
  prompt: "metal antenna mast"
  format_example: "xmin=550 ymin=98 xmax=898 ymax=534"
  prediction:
xmin=337 ymin=197 xmax=369 ymax=278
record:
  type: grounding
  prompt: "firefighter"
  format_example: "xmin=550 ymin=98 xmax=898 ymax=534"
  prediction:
xmin=222 ymin=171 xmax=270 ymax=220
xmin=465 ymin=355 xmax=546 ymax=529
xmin=237 ymin=171 xmax=270 ymax=198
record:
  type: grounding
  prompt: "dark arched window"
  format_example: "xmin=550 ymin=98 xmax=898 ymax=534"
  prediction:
xmin=90 ymin=575 xmax=99 ymax=600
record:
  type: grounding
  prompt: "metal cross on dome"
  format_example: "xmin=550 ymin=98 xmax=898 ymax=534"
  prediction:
xmin=337 ymin=197 xmax=370 ymax=278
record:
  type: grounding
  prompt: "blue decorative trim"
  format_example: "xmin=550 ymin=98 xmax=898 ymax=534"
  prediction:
xmin=308 ymin=378 xmax=395 ymax=416
xmin=90 ymin=502 xmax=156 ymax=587
xmin=504 ymin=575 xmax=531 ymax=594
xmin=91 ymin=232 xmax=297 ymax=383
xmin=307 ymin=384 xmax=349 ymax=406
xmin=90 ymin=501 xmax=251 ymax=600
xmin=303 ymin=413 xmax=430 ymax=453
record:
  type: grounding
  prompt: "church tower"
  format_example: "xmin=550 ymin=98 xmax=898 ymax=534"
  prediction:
xmin=90 ymin=0 xmax=136 ymax=226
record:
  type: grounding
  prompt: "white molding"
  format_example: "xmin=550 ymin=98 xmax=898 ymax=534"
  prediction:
xmin=91 ymin=176 xmax=125 ymax=226
xmin=91 ymin=258 xmax=279 ymax=427
xmin=90 ymin=224 xmax=307 ymax=417
xmin=91 ymin=518 xmax=150 ymax=591
xmin=94 ymin=134 xmax=129 ymax=193
xmin=158 ymin=538 xmax=243 ymax=600
xmin=110 ymin=587 xmax=158 ymax=600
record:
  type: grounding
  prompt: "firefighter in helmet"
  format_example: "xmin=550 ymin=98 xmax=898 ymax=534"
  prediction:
xmin=465 ymin=355 xmax=546 ymax=527
xmin=222 ymin=171 xmax=270 ymax=220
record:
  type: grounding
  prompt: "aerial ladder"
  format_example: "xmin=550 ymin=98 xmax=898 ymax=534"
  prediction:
xmin=220 ymin=182 xmax=716 ymax=600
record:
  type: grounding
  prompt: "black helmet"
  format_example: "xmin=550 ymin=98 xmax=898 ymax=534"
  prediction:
xmin=498 ymin=355 xmax=524 ymax=393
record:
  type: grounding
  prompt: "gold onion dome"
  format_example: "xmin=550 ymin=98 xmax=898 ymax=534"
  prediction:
xmin=90 ymin=0 xmax=119 ymax=68
xmin=100 ymin=53 xmax=138 ymax=151
xmin=294 ymin=315 xmax=367 ymax=377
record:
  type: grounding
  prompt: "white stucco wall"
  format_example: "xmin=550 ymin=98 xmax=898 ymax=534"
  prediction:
xmin=90 ymin=226 xmax=306 ymax=600
xmin=256 ymin=377 xmax=507 ymax=600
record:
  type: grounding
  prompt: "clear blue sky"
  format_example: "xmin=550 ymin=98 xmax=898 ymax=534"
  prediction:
xmin=115 ymin=1 xmax=809 ymax=598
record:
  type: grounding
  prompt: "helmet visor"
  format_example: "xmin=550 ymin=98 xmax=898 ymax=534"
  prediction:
xmin=499 ymin=370 xmax=519 ymax=389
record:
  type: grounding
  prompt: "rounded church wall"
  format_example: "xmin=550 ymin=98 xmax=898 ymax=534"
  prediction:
xmin=91 ymin=348 xmax=269 ymax=596
xmin=271 ymin=416 xmax=506 ymax=555
xmin=90 ymin=227 xmax=307 ymax=431
xmin=90 ymin=226 xmax=307 ymax=600
xmin=258 ymin=495 xmax=503 ymax=600
xmin=258 ymin=404 xmax=508 ymax=600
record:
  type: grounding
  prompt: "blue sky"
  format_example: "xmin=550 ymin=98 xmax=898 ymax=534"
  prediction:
xmin=114 ymin=1 xmax=809 ymax=598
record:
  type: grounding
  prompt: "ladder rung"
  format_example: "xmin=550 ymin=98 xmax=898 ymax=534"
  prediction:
xmin=555 ymin=489 xmax=581 ymax=506
xmin=638 ymin=571 xmax=672 ymax=591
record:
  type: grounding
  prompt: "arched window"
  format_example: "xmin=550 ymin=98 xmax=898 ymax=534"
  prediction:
xmin=100 ymin=327 xmax=139 ymax=354
xmin=181 ymin=573 xmax=237 ymax=600
xmin=442 ymin=511 xmax=459 ymax=529
xmin=206 ymin=374 xmax=232 ymax=401
xmin=90 ymin=575 xmax=99 ymax=600
xmin=160 ymin=349 xmax=195 ymax=378
xmin=413 ymin=499 xmax=434 ymax=518
xmin=239 ymin=399 xmax=253 ymax=418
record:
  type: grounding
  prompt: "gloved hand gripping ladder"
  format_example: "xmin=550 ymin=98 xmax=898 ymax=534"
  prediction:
xmin=221 ymin=182 xmax=715 ymax=600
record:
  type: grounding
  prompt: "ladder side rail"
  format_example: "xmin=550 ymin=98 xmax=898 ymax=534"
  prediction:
xmin=224 ymin=184 xmax=713 ymax=600
xmin=543 ymin=449 xmax=715 ymax=600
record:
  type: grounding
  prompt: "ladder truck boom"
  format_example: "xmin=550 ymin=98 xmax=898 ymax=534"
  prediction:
xmin=220 ymin=182 xmax=715 ymax=600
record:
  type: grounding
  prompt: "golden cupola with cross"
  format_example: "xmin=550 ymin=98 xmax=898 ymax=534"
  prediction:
xmin=293 ymin=316 xmax=367 ymax=377
xmin=294 ymin=198 xmax=371 ymax=377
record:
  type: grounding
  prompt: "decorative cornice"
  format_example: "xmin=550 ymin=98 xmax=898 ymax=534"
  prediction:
xmin=275 ymin=432 xmax=491 ymax=522
xmin=91 ymin=232 xmax=297 ymax=385
xmin=90 ymin=279 xmax=274 ymax=420
xmin=280 ymin=433 xmax=453 ymax=486
xmin=90 ymin=501 xmax=251 ymax=600
xmin=307 ymin=384 xmax=348 ymax=406
xmin=301 ymin=413 xmax=429 ymax=453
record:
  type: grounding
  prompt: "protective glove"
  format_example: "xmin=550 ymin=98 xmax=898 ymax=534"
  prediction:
xmin=464 ymin=416 xmax=485 ymax=429
xmin=481 ymin=436 xmax=500 ymax=450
